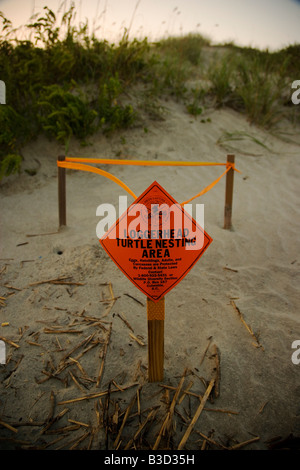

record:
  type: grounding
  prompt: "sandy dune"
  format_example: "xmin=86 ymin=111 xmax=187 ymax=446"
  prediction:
xmin=0 ymin=98 xmax=299 ymax=450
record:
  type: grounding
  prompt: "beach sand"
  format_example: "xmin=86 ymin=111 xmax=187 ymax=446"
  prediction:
xmin=0 ymin=98 xmax=299 ymax=450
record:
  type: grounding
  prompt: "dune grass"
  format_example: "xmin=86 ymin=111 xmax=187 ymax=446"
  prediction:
xmin=207 ymin=46 xmax=294 ymax=128
xmin=0 ymin=5 xmax=298 ymax=179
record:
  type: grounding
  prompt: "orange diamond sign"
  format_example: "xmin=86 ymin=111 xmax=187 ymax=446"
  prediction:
xmin=99 ymin=181 xmax=212 ymax=302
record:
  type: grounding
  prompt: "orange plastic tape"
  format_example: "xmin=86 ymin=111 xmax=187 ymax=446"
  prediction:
xmin=65 ymin=157 xmax=230 ymax=167
xmin=180 ymin=166 xmax=230 ymax=205
xmin=57 ymin=159 xmax=239 ymax=204
xmin=57 ymin=161 xmax=137 ymax=199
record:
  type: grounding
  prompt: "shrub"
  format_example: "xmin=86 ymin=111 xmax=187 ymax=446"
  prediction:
xmin=97 ymin=75 xmax=136 ymax=133
xmin=0 ymin=105 xmax=31 ymax=152
xmin=233 ymin=54 xmax=287 ymax=128
xmin=207 ymin=50 xmax=289 ymax=128
xmin=0 ymin=153 xmax=22 ymax=180
xmin=207 ymin=53 xmax=237 ymax=108
xmin=37 ymin=83 xmax=98 ymax=151
xmin=155 ymin=34 xmax=210 ymax=66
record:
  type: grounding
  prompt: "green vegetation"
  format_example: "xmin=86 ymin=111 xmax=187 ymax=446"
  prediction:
xmin=0 ymin=5 xmax=298 ymax=179
xmin=207 ymin=48 xmax=292 ymax=127
xmin=0 ymin=6 xmax=149 ymax=176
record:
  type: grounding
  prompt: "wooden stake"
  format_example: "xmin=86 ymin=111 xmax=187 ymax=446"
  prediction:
xmin=58 ymin=155 xmax=66 ymax=227
xmin=147 ymin=297 xmax=165 ymax=382
xmin=224 ymin=154 xmax=235 ymax=230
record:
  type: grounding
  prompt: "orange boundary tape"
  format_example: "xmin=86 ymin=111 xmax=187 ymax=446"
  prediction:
xmin=57 ymin=161 xmax=137 ymax=199
xmin=57 ymin=157 xmax=240 ymax=205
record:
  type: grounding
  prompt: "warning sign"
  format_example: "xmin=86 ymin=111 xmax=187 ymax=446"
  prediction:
xmin=100 ymin=181 xmax=212 ymax=302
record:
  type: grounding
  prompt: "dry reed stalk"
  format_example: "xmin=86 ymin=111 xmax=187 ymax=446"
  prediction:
xmin=29 ymin=276 xmax=71 ymax=286
xmin=177 ymin=378 xmax=215 ymax=450
xmin=195 ymin=431 xmax=228 ymax=450
xmin=94 ymin=400 xmax=102 ymax=429
xmin=26 ymin=231 xmax=59 ymax=237
xmin=200 ymin=336 xmax=212 ymax=365
xmin=68 ymin=357 xmax=88 ymax=378
xmin=41 ymin=402 xmax=70 ymax=436
xmin=51 ymin=281 xmax=85 ymax=286
xmin=57 ymin=382 xmax=138 ymax=405
xmin=101 ymin=299 xmax=117 ymax=318
xmin=26 ymin=340 xmax=42 ymax=347
xmin=229 ymin=436 xmax=260 ymax=450
xmin=43 ymin=435 xmax=67 ymax=449
xmin=113 ymin=386 xmax=141 ymax=449
xmin=69 ymin=370 xmax=85 ymax=392
xmin=3 ymin=354 xmax=23 ymax=386
xmin=43 ymin=328 xmax=82 ymax=334
xmin=0 ymin=419 xmax=18 ymax=433
xmin=54 ymin=429 xmax=90 ymax=450
xmin=124 ymin=293 xmax=144 ymax=306
xmin=108 ymin=282 xmax=114 ymax=300
xmin=39 ymin=370 xmax=66 ymax=385
xmin=129 ymin=333 xmax=145 ymax=346
xmin=230 ymin=300 xmax=264 ymax=350
xmin=76 ymin=340 xmax=102 ymax=361
xmin=201 ymin=439 xmax=207 ymax=450
xmin=223 ymin=266 xmax=238 ymax=272
xmin=117 ymin=312 xmax=134 ymax=332
xmin=0 ymin=335 xmax=20 ymax=348
xmin=178 ymin=380 xmax=194 ymax=405
xmin=52 ymin=333 xmax=96 ymax=377
xmin=68 ymin=419 xmax=89 ymax=428
xmin=257 ymin=401 xmax=268 ymax=414
xmin=153 ymin=369 xmax=187 ymax=450
xmin=61 ymin=333 xmax=96 ymax=362
xmin=87 ymin=432 xmax=95 ymax=450
xmin=69 ymin=430 xmax=91 ymax=450
xmin=133 ymin=359 xmax=147 ymax=382
xmin=100 ymin=297 xmax=120 ymax=303
xmin=75 ymin=314 xmax=109 ymax=331
xmin=104 ymin=381 xmax=112 ymax=449
xmin=124 ymin=408 xmax=157 ymax=450
xmin=45 ymin=424 xmax=80 ymax=434
xmin=211 ymin=344 xmax=221 ymax=398
xmin=58 ymin=391 xmax=108 ymax=405
xmin=159 ymin=384 xmax=203 ymax=401
xmin=4 ymin=284 xmax=22 ymax=291
xmin=96 ymin=322 xmax=112 ymax=387
xmin=204 ymin=407 xmax=239 ymax=415
xmin=42 ymin=391 xmax=55 ymax=431
xmin=137 ymin=387 xmax=141 ymax=422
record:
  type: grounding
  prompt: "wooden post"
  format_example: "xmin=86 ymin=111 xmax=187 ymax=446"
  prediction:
xmin=58 ymin=155 xmax=66 ymax=228
xmin=147 ymin=297 xmax=165 ymax=382
xmin=224 ymin=154 xmax=235 ymax=230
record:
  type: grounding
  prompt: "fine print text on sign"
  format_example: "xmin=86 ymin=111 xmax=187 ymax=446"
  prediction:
xmin=100 ymin=181 xmax=212 ymax=302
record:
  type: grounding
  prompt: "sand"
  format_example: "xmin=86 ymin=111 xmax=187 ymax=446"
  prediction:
xmin=0 ymin=98 xmax=300 ymax=450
